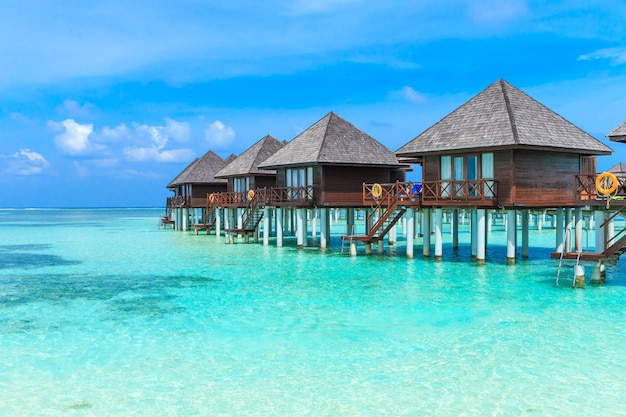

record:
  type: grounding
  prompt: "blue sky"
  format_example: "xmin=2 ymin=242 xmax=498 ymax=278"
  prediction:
xmin=1 ymin=0 xmax=625 ymax=207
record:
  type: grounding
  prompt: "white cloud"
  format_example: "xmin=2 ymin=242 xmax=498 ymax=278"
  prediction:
xmin=2 ymin=149 xmax=49 ymax=175
xmin=49 ymin=119 xmax=106 ymax=155
xmin=57 ymin=99 xmax=94 ymax=118
xmin=165 ymin=117 xmax=190 ymax=142
xmin=97 ymin=123 xmax=131 ymax=143
xmin=123 ymin=146 xmax=194 ymax=162
xmin=579 ymin=48 xmax=626 ymax=65
xmin=388 ymin=86 xmax=428 ymax=104
xmin=205 ymin=120 xmax=236 ymax=149
xmin=466 ymin=0 xmax=528 ymax=24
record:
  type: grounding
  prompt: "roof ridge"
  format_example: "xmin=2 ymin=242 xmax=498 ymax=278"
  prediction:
xmin=500 ymin=79 xmax=520 ymax=145
xmin=316 ymin=112 xmax=334 ymax=162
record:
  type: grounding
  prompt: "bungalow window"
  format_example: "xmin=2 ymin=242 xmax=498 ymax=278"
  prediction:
xmin=440 ymin=152 xmax=494 ymax=198
xmin=233 ymin=177 xmax=250 ymax=193
xmin=285 ymin=167 xmax=314 ymax=200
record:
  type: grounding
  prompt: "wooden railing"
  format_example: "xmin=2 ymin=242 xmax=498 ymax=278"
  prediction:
xmin=167 ymin=196 xmax=187 ymax=208
xmin=420 ymin=179 xmax=497 ymax=205
xmin=575 ymin=174 xmax=626 ymax=205
xmin=363 ymin=181 xmax=421 ymax=206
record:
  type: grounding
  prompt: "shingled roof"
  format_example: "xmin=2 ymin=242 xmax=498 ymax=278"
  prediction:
xmin=259 ymin=112 xmax=403 ymax=169
xmin=397 ymin=79 xmax=612 ymax=158
xmin=166 ymin=150 xmax=229 ymax=188
xmin=608 ymin=121 xmax=626 ymax=143
xmin=215 ymin=135 xmax=285 ymax=178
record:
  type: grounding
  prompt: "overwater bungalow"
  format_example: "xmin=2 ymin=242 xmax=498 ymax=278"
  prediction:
xmin=394 ymin=79 xmax=614 ymax=265
xmin=608 ymin=121 xmax=626 ymax=143
xmin=213 ymin=135 xmax=285 ymax=236
xmin=165 ymin=150 xmax=235 ymax=231
xmin=254 ymin=111 xmax=408 ymax=248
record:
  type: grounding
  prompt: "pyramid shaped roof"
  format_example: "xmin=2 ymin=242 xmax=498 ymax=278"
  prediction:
xmin=166 ymin=150 xmax=229 ymax=188
xmin=215 ymin=135 xmax=285 ymax=178
xmin=608 ymin=121 xmax=626 ymax=143
xmin=259 ymin=112 xmax=403 ymax=169
xmin=397 ymin=79 xmax=612 ymax=157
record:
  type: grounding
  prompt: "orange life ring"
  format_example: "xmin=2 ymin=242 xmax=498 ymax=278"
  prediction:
xmin=209 ymin=193 xmax=215 ymax=202
xmin=247 ymin=189 xmax=256 ymax=201
xmin=371 ymin=183 xmax=383 ymax=199
xmin=596 ymin=172 xmax=619 ymax=196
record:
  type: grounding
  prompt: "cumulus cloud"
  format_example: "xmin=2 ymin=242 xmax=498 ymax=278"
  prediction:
xmin=49 ymin=119 xmax=106 ymax=155
xmin=579 ymin=48 xmax=626 ymax=65
xmin=205 ymin=120 xmax=236 ymax=149
xmin=123 ymin=146 xmax=194 ymax=162
xmin=56 ymin=99 xmax=95 ymax=118
xmin=388 ymin=86 xmax=428 ymax=103
xmin=96 ymin=123 xmax=131 ymax=143
xmin=165 ymin=117 xmax=190 ymax=142
xmin=2 ymin=149 xmax=49 ymax=175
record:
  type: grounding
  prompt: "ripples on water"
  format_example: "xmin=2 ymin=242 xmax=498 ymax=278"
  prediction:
xmin=0 ymin=208 xmax=625 ymax=416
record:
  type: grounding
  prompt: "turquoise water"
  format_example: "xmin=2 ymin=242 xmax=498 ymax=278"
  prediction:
xmin=1 ymin=208 xmax=625 ymax=416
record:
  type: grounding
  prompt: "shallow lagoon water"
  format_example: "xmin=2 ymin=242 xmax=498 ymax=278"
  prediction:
xmin=1 ymin=208 xmax=625 ymax=416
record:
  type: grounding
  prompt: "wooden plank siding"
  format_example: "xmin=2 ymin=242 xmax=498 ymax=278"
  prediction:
xmin=510 ymin=150 xmax=581 ymax=207
xmin=319 ymin=166 xmax=405 ymax=207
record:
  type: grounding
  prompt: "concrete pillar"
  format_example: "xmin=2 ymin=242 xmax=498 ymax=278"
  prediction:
xmin=350 ymin=241 xmax=357 ymax=256
xmin=377 ymin=239 xmax=384 ymax=254
xmin=406 ymin=208 xmax=414 ymax=259
xmin=522 ymin=209 xmax=529 ymax=259
xmin=215 ymin=207 xmax=222 ymax=237
xmin=608 ymin=211 xmax=616 ymax=244
xmin=263 ymin=207 xmax=270 ymax=246
xmin=452 ymin=208 xmax=459 ymax=249
xmin=434 ymin=208 xmax=443 ymax=261
xmin=487 ymin=211 xmax=493 ymax=234
xmin=182 ymin=208 xmax=189 ymax=231
xmin=320 ymin=208 xmax=328 ymax=249
xmin=575 ymin=207 xmax=583 ymax=252
xmin=296 ymin=208 xmax=304 ymax=248
xmin=422 ymin=208 xmax=431 ymax=257
xmin=311 ymin=209 xmax=317 ymax=240
xmin=507 ymin=209 xmax=516 ymax=264
xmin=276 ymin=208 xmax=283 ymax=247
xmin=388 ymin=223 xmax=397 ymax=246
xmin=556 ymin=208 xmax=565 ymax=253
xmin=476 ymin=209 xmax=486 ymax=265
xmin=471 ymin=209 xmax=477 ymax=259
xmin=302 ymin=208 xmax=308 ymax=247
xmin=594 ymin=210 xmax=605 ymax=253
xmin=565 ymin=208 xmax=573 ymax=252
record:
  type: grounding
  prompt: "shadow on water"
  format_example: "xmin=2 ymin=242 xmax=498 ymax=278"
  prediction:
xmin=0 ymin=244 xmax=82 ymax=270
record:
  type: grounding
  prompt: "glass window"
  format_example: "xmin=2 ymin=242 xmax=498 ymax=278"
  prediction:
xmin=454 ymin=157 xmax=464 ymax=196
xmin=441 ymin=156 xmax=451 ymax=197
xmin=481 ymin=152 xmax=494 ymax=197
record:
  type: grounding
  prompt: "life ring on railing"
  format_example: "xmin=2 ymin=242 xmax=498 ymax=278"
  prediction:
xmin=596 ymin=172 xmax=619 ymax=196
xmin=371 ymin=183 xmax=383 ymax=199
xmin=209 ymin=193 xmax=215 ymax=203
xmin=247 ymin=189 xmax=256 ymax=201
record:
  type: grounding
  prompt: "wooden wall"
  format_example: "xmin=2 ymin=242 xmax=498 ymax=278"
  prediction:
xmin=509 ymin=150 xmax=581 ymax=207
xmin=320 ymin=165 xmax=400 ymax=207
xmin=421 ymin=149 xmax=586 ymax=208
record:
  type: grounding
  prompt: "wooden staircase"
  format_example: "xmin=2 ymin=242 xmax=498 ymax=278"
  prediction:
xmin=192 ymin=195 xmax=217 ymax=234
xmin=550 ymin=208 xmax=626 ymax=265
xmin=225 ymin=192 xmax=264 ymax=235
xmin=341 ymin=196 xmax=406 ymax=244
